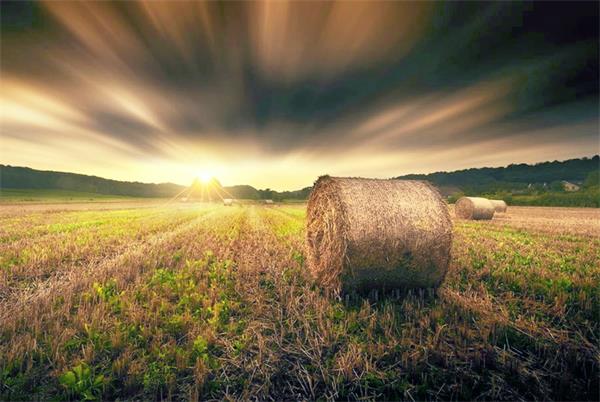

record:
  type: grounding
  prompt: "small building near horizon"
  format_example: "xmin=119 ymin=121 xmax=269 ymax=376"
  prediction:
xmin=561 ymin=181 xmax=580 ymax=192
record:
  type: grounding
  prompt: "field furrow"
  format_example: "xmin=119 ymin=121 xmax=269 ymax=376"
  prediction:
xmin=0 ymin=206 xmax=219 ymax=322
xmin=0 ymin=207 xmax=209 ymax=301
xmin=1 ymin=204 xmax=598 ymax=401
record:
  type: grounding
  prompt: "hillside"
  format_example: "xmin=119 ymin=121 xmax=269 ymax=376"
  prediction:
xmin=0 ymin=165 xmax=185 ymax=198
xmin=396 ymin=156 xmax=599 ymax=195
xmin=396 ymin=156 xmax=599 ymax=207
xmin=0 ymin=165 xmax=305 ymax=201
xmin=2 ymin=156 xmax=598 ymax=205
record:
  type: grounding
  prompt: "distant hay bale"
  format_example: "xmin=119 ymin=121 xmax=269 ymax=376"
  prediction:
xmin=490 ymin=199 xmax=507 ymax=213
xmin=264 ymin=199 xmax=274 ymax=204
xmin=223 ymin=198 xmax=233 ymax=206
xmin=306 ymin=176 xmax=453 ymax=294
xmin=455 ymin=197 xmax=495 ymax=220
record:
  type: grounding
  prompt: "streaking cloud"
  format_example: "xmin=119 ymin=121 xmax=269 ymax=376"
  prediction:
xmin=0 ymin=1 xmax=597 ymax=189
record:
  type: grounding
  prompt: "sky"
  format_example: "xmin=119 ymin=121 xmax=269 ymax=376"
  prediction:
xmin=1 ymin=1 xmax=598 ymax=190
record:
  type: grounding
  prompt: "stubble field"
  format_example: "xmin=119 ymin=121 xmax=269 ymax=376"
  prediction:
xmin=1 ymin=202 xmax=598 ymax=401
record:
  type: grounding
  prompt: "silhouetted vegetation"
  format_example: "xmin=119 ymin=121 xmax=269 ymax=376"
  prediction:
xmin=2 ymin=156 xmax=598 ymax=205
xmin=405 ymin=156 xmax=599 ymax=207
xmin=399 ymin=156 xmax=598 ymax=192
xmin=0 ymin=165 xmax=184 ymax=198
xmin=0 ymin=165 xmax=307 ymax=202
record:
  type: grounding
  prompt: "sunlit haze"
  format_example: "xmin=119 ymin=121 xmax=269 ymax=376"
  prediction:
xmin=1 ymin=1 xmax=598 ymax=190
xmin=198 ymin=171 xmax=214 ymax=184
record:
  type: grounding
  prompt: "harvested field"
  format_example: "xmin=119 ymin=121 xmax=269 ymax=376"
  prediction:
xmin=1 ymin=202 xmax=598 ymax=401
xmin=489 ymin=205 xmax=600 ymax=236
xmin=0 ymin=199 xmax=168 ymax=216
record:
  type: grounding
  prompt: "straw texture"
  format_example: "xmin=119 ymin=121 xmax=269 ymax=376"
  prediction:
xmin=490 ymin=199 xmax=508 ymax=213
xmin=455 ymin=197 xmax=495 ymax=220
xmin=306 ymin=176 xmax=453 ymax=294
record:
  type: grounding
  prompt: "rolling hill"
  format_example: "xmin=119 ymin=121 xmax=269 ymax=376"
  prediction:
xmin=0 ymin=165 xmax=185 ymax=198
xmin=0 ymin=165 xmax=311 ymax=201
xmin=1 ymin=155 xmax=598 ymax=204
xmin=396 ymin=155 xmax=599 ymax=196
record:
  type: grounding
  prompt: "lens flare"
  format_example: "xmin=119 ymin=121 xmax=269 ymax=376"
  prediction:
xmin=198 ymin=171 xmax=213 ymax=183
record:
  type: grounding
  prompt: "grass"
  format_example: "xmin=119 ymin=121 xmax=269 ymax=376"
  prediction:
xmin=449 ymin=188 xmax=600 ymax=208
xmin=0 ymin=203 xmax=598 ymax=400
xmin=506 ymin=189 xmax=600 ymax=208
xmin=0 ymin=189 xmax=146 ymax=203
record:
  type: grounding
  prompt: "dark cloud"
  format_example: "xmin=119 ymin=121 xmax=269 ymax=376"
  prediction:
xmin=88 ymin=110 xmax=164 ymax=153
xmin=1 ymin=1 xmax=598 ymax=188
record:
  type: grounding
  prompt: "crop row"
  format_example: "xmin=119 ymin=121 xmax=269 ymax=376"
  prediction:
xmin=1 ymin=205 xmax=598 ymax=400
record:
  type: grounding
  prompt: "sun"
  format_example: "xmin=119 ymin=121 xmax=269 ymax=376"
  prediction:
xmin=198 ymin=171 xmax=213 ymax=184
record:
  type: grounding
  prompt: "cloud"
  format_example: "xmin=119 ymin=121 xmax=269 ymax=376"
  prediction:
xmin=0 ymin=1 xmax=597 ymax=189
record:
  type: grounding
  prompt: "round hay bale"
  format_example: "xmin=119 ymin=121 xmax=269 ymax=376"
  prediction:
xmin=455 ymin=197 xmax=495 ymax=220
xmin=306 ymin=176 xmax=453 ymax=294
xmin=490 ymin=199 xmax=507 ymax=213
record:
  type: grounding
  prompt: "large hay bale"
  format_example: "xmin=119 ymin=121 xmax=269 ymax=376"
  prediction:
xmin=223 ymin=198 xmax=233 ymax=206
xmin=455 ymin=197 xmax=495 ymax=220
xmin=490 ymin=199 xmax=507 ymax=213
xmin=306 ymin=176 xmax=453 ymax=294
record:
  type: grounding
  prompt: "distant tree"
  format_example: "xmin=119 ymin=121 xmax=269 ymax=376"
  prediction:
xmin=549 ymin=181 xmax=565 ymax=192
xmin=258 ymin=188 xmax=275 ymax=200
xmin=583 ymin=170 xmax=600 ymax=189
xmin=225 ymin=185 xmax=260 ymax=199
xmin=447 ymin=192 xmax=464 ymax=203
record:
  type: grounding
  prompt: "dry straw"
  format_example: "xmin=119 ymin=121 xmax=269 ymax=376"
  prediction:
xmin=490 ymin=199 xmax=508 ymax=213
xmin=306 ymin=176 xmax=453 ymax=294
xmin=455 ymin=197 xmax=495 ymax=220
